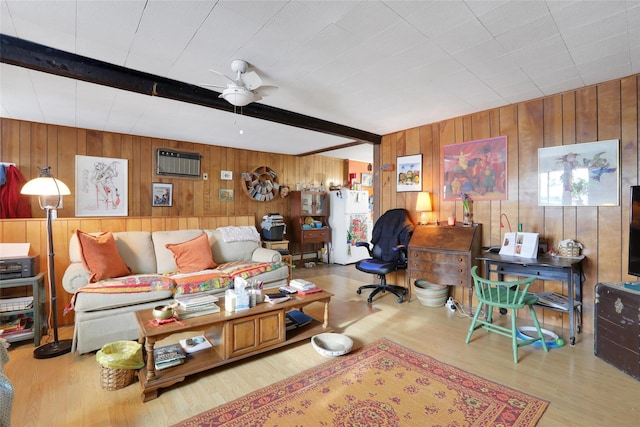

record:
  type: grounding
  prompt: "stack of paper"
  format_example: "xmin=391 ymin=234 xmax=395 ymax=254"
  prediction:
xmin=179 ymin=335 xmax=213 ymax=353
xmin=174 ymin=293 xmax=220 ymax=319
xmin=0 ymin=296 xmax=34 ymax=312
xmin=289 ymin=279 xmax=316 ymax=291
xmin=264 ymin=292 xmax=290 ymax=304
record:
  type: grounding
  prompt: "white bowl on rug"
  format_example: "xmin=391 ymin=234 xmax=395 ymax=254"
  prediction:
xmin=311 ymin=333 xmax=353 ymax=357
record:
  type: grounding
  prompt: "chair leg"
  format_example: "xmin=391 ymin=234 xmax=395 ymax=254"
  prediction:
xmin=511 ymin=309 xmax=519 ymax=363
xmin=465 ymin=304 xmax=484 ymax=344
xmin=529 ymin=306 xmax=549 ymax=352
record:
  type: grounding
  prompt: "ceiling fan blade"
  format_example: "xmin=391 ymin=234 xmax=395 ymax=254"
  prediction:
xmin=201 ymin=83 xmax=226 ymax=89
xmin=242 ymin=71 xmax=263 ymax=90
xmin=208 ymin=68 xmax=235 ymax=83
xmin=255 ymin=85 xmax=278 ymax=96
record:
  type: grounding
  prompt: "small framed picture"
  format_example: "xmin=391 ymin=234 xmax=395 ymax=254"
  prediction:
xmin=219 ymin=188 xmax=234 ymax=202
xmin=361 ymin=173 xmax=373 ymax=187
xmin=221 ymin=170 xmax=233 ymax=180
xmin=152 ymin=183 xmax=173 ymax=207
xmin=397 ymin=154 xmax=422 ymax=192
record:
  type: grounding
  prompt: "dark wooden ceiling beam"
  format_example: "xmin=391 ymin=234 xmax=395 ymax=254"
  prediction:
xmin=0 ymin=34 xmax=381 ymax=145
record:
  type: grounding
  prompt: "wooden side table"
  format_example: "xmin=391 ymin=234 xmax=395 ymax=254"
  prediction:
xmin=262 ymin=240 xmax=293 ymax=281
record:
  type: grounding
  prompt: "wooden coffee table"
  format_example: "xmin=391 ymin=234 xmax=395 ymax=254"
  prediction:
xmin=134 ymin=289 xmax=333 ymax=401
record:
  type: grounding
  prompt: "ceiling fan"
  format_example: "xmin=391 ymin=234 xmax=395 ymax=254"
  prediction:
xmin=202 ymin=59 xmax=275 ymax=107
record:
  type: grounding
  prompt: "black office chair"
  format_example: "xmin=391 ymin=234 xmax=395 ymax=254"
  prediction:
xmin=355 ymin=209 xmax=415 ymax=303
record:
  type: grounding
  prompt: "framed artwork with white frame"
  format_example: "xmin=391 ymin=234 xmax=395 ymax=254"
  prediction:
xmin=396 ymin=154 xmax=422 ymax=192
xmin=152 ymin=182 xmax=173 ymax=207
xmin=538 ymin=139 xmax=619 ymax=206
xmin=75 ymin=155 xmax=128 ymax=216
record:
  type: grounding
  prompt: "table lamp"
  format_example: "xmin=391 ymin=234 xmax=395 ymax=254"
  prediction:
xmin=416 ymin=192 xmax=432 ymax=225
xmin=21 ymin=166 xmax=72 ymax=358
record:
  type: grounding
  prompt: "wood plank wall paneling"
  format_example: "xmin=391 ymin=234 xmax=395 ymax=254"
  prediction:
xmin=0 ymin=216 xmax=255 ymax=326
xmin=0 ymin=118 xmax=345 ymax=222
xmin=381 ymin=74 xmax=639 ymax=334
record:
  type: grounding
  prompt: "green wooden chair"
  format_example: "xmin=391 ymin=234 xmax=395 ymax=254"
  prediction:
xmin=466 ymin=266 xmax=548 ymax=363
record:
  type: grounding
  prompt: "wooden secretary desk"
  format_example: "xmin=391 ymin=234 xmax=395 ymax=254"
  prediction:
xmin=407 ymin=224 xmax=482 ymax=309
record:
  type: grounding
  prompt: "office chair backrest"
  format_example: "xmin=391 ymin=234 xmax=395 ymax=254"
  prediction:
xmin=371 ymin=208 xmax=414 ymax=263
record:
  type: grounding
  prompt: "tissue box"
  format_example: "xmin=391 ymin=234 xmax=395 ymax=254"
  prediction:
xmin=235 ymin=291 xmax=250 ymax=311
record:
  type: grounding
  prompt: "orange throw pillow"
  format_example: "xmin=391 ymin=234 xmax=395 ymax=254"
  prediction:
xmin=166 ymin=233 xmax=216 ymax=273
xmin=76 ymin=230 xmax=132 ymax=283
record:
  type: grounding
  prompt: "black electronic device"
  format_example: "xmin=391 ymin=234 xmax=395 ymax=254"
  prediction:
xmin=629 ymin=186 xmax=640 ymax=278
xmin=0 ymin=255 xmax=39 ymax=279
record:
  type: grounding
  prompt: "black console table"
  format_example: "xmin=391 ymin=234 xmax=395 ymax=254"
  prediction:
xmin=476 ymin=253 xmax=585 ymax=345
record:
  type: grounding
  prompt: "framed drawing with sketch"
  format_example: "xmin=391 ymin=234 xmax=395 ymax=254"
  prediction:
xmin=75 ymin=155 xmax=128 ymax=216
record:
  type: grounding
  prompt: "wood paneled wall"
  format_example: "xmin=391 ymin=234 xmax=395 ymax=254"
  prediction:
xmin=379 ymin=74 xmax=639 ymax=334
xmin=0 ymin=118 xmax=345 ymax=222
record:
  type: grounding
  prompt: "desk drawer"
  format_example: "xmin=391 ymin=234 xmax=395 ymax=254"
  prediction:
xmin=302 ymin=229 xmax=329 ymax=241
xmin=409 ymin=250 xmax=468 ymax=265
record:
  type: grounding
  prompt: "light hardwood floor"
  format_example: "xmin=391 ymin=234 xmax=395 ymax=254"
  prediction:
xmin=5 ymin=264 xmax=639 ymax=426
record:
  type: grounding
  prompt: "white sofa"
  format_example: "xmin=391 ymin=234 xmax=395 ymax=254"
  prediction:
xmin=62 ymin=228 xmax=289 ymax=354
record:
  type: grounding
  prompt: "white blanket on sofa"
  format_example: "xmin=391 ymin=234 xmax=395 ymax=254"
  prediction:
xmin=218 ymin=226 xmax=261 ymax=243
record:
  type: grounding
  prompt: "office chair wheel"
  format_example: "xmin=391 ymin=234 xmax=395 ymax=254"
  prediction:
xmin=367 ymin=296 xmax=373 ymax=303
xmin=397 ymin=295 xmax=404 ymax=303
xmin=356 ymin=289 xmax=362 ymax=295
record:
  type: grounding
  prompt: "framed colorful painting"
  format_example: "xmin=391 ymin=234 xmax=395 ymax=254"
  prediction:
xmin=397 ymin=154 xmax=422 ymax=192
xmin=538 ymin=139 xmax=619 ymax=206
xmin=442 ymin=136 xmax=508 ymax=201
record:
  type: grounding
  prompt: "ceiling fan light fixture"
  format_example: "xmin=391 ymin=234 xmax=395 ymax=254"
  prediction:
xmin=220 ymin=86 xmax=255 ymax=107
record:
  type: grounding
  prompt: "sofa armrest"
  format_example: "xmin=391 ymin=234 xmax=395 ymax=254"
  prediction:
xmin=252 ymin=247 xmax=282 ymax=263
xmin=62 ymin=263 xmax=91 ymax=294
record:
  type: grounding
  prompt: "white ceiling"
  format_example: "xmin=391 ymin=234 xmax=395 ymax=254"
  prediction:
xmin=1 ymin=1 xmax=639 ymax=164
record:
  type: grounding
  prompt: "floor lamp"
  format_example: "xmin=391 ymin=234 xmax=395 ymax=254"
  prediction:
xmin=21 ymin=166 xmax=73 ymax=359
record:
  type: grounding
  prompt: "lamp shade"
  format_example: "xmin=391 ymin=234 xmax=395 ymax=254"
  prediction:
xmin=416 ymin=192 xmax=432 ymax=213
xmin=21 ymin=167 xmax=70 ymax=209
xmin=416 ymin=192 xmax=432 ymax=225
xmin=21 ymin=176 xmax=70 ymax=196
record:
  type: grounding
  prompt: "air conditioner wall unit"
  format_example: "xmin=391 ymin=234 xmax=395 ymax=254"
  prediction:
xmin=156 ymin=149 xmax=201 ymax=177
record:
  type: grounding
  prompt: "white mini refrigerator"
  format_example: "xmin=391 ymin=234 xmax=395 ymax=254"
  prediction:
xmin=328 ymin=190 xmax=373 ymax=265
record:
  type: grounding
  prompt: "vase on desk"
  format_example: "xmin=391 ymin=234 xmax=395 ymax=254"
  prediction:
xmin=463 ymin=202 xmax=473 ymax=226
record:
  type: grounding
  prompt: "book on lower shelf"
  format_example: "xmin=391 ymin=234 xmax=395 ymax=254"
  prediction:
xmin=154 ymin=343 xmax=187 ymax=370
xmin=285 ymin=310 xmax=314 ymax=331
xmin=535 ymin=292 xmax=579 ymax=311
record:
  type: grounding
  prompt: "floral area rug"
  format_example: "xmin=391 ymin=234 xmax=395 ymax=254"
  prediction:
xmin=174 ymin=338 xmax=548 ymax=427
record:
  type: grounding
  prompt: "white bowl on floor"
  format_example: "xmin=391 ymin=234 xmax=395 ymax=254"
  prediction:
xmin=311 ymin=333 xmax=353 ymax=357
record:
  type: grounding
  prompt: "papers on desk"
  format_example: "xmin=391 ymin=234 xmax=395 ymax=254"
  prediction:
xmin=499 ymin=232 xmax=539 ymax=258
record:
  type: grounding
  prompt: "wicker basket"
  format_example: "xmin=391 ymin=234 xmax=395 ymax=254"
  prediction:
xmin=557 ymin=241 xmax=581 ymax=257
xmin=99 ymin=366 xmax=136 ymax=391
